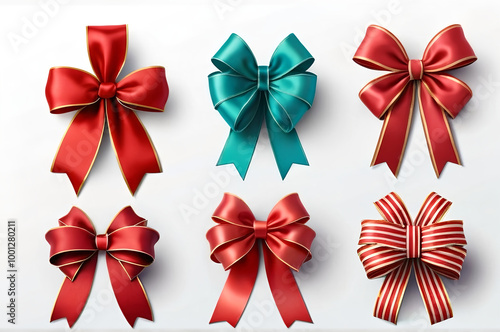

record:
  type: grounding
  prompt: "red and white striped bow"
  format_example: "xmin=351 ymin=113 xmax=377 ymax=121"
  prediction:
xmin=358 ymin=192 xmax=467 ymax=324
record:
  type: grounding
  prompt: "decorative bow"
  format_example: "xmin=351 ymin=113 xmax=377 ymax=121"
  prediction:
xmin=46 ymin=25 xmax=169 ymax=195
xmin=207 ymin=193 xmax=315 ymax=327
xmin=353 ymin=25 xmax=476 ymax=177
xmin=45 ymin=206 xmax=159 ymax=327
xmin=358 ymin=192 xmax=467 ymax=324
xmin=208 ymin=34 xmax=317 ymax=179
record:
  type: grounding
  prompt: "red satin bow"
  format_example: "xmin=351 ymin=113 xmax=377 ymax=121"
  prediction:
xmin=46 ymin=25 xmax=169 ymax=195
xmin=45 ymin=206 xmax=159 ymax=327
xmin=353 ymin=25 xmax=476 ymax=177
xmin=358 ymin=192 xmax=467 ymax=324
xmin=207 ymin=193 xmax=315 ymax=327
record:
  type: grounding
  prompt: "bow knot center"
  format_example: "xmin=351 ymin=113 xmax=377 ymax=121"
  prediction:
xmin=406 ymin=225 xmax=421 ymax=258
xmin=257 ymin=66 xmax=269 ymax=91
xmin=408 ymin=59 xmax=424 ymax=81
xmin=95 ymin=234 xmax=109 ymax=251
xmin=98 ymin=82 xmax=117 ymax=99
xmin=253 ymin=220 xmax=268 ymax=239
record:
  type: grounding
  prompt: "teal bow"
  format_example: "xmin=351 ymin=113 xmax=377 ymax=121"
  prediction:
xmin=209 ymin=33 xmax=317 ymax=179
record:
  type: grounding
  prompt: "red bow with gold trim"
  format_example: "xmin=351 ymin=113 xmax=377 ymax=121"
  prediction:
xmin=353 ymin=25 xmax=476 ymax=177
xmin=358 ymin=192 xmax=467 ymax=324
xmin=46 ymin=25 xmax=169 ymax=195
xmin=207 ymin=193 xmax=315 ymax=327
xmin=45 ymin=206 xmax=159 ymax=327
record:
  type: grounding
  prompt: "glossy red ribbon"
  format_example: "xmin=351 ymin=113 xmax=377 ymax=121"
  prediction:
xmin=358 ymin=192 xmax=467 ymax=324
xmin=45 ymin=206 xmax=159 ymax=327
xmin=46 ymin=25 xmax=169 ymax=195
xmin=207 ymin=193 xmax=315 ymax=327
xmin=353 ymin=25 xmax=476 ymax=177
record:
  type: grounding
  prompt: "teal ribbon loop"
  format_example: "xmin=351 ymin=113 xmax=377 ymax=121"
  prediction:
xmin=208 ymin=33 xmax=317 ymax=179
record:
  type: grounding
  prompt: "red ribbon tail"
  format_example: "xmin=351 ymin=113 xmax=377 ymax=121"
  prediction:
xmin=50 ymin=254 xmax=97 ymax=327
xmin=373 ymin=260 xmax=412 ymax=324
xmin=210 ymin=246 xmax=259 ymax=327
xmin=106 ymin=99 xmax=161 ymax=195
xmin=51 ymin=102 xmax=105 ymax=195
xmin=107 ymin=255 xmax=153 ymax=327
xmin=413 ymin=260 xmax=453 ymax=324
xmin=371 ymin=84 xmax=415 ymax=177
xmin=418 ymin=88 xmax=461 ymax=177
xmin=263 ymin=246 xmax=312 ymax=327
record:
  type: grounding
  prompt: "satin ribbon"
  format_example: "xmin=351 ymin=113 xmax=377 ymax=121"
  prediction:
xmin=209 ymin=34 xmax=317 ymax=179
xmin=207 ymin=193 xmax=315 ymax=327
xmin=358 ymin=192 xmax=467 ymax=324
xmin=46 ymin=25 xmax=169 ymax=195
xmin=46 ymin=206 xmax=159 ymax=327
xmin=353 ymin=25 xmax=476 ymax=177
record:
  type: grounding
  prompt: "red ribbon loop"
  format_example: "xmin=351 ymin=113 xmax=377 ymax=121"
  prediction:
xmin=358 ymin=192 xmax=467 ymax=324
xmin=45 ymin=206 xmax=159 ymax=327
xmin=353 ymin=25 xmax=476 ymax=177
xmin=207 ymin=193 xmax=315 ymax=327
xmin=46 ymin=25 xmax=169 ymax=195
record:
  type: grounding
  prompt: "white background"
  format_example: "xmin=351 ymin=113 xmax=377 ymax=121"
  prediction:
xmin=0 ymin=0 xmax=498 ymax=331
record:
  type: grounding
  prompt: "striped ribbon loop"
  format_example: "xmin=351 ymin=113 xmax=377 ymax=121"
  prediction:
xmin=358 ymin=192 xmax=466 ymax=325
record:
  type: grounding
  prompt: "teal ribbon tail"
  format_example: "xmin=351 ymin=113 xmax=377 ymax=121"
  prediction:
xmin=217 ymin=110 xmax=264 ymax=179
xmin=266 ymin=111 xmax=308 ymax=179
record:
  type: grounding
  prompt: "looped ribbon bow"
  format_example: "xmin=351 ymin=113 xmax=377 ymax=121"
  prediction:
xmin=207 ymin=193 xmax=316 ymax=327
xmin=358 ymin=192 xmax=467 ymax=324
xmin=209 ymin=34 xmax=317 ymax=179
xmin=353 ymin=25 xmax=477 ymax=177
xmin=46 ymin=25 xmax=169 ymax=195
xmin=45 ymin=206 xmax=159 ymax=327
